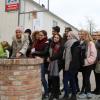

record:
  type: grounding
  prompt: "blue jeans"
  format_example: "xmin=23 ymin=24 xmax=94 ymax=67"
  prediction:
xmin=41 ymin=63 xmax=48 ymax=94
xmin=64 ymin=71 xmax=76 ymax=95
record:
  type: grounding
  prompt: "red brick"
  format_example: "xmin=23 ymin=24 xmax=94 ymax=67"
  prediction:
xmin=0 ymin=58 xmax=43 ymax=100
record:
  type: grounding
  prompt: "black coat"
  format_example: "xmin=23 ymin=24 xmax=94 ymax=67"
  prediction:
xmin=68 ymin=41 xmax=81 ymax=73
xmin=31 ymin=41 xmax=49 ymax=73
xmin=95 ymin=40 xmax=100 ymax=61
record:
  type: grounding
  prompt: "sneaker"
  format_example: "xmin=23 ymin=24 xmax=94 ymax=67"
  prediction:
xmin=87 ymin=93 xmax=92 ymax=99
xmin=78 ymin=93 xmax=87 ymax=99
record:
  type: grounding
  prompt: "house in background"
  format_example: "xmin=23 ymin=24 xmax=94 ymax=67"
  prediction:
xmin=0 ymin=0 xmax=79 ymax=43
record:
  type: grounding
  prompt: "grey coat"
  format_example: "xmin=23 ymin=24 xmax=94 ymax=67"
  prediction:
xmin=11 ymin=34 xmax=29 ymax=58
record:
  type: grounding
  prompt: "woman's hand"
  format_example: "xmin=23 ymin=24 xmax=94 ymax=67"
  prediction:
xmin=16 ymin=52 xmax=22 ymax=58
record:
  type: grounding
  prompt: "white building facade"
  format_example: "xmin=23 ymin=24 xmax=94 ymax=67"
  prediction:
xmin=0 ymin=0 xmax=79 ymax=43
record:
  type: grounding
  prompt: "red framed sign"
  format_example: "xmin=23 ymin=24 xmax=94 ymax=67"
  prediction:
xmin=5 ymin=0 xmax=19 ymax=11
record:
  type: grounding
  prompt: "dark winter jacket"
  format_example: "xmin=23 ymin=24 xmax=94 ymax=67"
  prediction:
xmin=95 ymin=40 xmax=100 ymax=61
xmin=31 ymin=38 xmax=49 ymax=61
xmin=68 ymin=41 xmax=81 ymax=73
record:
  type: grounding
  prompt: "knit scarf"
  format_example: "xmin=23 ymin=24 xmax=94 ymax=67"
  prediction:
xmin=34 ymin=38 xmax=47 ymax=51
xmin=63 ymin=39 xmax=77 ymax=71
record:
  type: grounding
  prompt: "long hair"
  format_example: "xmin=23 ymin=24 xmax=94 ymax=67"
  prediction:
xmin=51 ymin=34 xmax=62 ymax=48
xmin=32 ymin=31 xmax=39 ymax=41
xmin=85 ymin=32 xmax=93 ymax=42
xmin=82 ymin=30 xmax=94 ymax=42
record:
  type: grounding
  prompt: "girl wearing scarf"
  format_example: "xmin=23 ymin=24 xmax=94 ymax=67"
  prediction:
xmin=48 ymin=34 xmax=63 ymax=100
xmin=31 ymin=30 xmax=49 ymax=99
xmin=62 ymin=31 xmax=80 ymax=100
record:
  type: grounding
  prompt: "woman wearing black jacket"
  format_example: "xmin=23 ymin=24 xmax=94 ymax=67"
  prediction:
xmin=62 ymin=31 xmax=80 ymax=100
xmin=48 ymin=34 xmax=63 ymax=100
xmin=31 ymin=30 xmax=49 ymax=99
xmin=93 ymin=39 xmax=100 ymax=94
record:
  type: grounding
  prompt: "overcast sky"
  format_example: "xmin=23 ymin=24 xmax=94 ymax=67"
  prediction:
xmin=34 ymin=0 xmax=100 ymax=31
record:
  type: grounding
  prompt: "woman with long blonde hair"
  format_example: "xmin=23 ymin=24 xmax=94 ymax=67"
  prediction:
xmin=79 ymin=31 xmax=97 ymax=99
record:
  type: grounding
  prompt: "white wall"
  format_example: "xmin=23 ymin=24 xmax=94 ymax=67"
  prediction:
xmin=0 ymin=0 xmax=18 ymax=44
xmin=20 ymin=0 xmax=44 ymax=32
xmin=0 ymin=12 xmax=18 ymax=44
xmin=42 ymin=12 xmax=78 ymax=37
xmin=0 ymin=0 xmax=78 ymax=43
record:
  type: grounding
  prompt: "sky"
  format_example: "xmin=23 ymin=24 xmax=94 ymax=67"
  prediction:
xmin=34 ymin=0 xmax=100 ymax=31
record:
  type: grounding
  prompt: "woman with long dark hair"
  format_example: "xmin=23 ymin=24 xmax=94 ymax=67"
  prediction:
xmin=48 ymin=34 xmax=63 ymax=100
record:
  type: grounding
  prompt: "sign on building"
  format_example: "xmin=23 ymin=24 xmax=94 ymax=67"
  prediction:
xmin=32 ymin=11 xmax=37 ymax=19
xmin=5 ymin=0 xmax=19 ymax=11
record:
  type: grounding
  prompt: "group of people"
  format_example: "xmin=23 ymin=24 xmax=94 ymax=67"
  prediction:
xmin=0 ymin=26 xmax=100 ymax=100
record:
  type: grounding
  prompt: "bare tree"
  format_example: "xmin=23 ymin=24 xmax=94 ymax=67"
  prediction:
xmin=85 ymin=17 xmax=96 ymax=35
xmin=78 ymin=17 xmax=96 ymax=35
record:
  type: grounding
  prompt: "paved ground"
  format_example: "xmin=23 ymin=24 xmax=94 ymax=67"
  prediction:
xmin=58 ymin=93 xmax=100 ymax=100
xmin=43 ymin=71 xmax=100 ymax=100
xmin=59 ymin=71 xmax=100 ymax=100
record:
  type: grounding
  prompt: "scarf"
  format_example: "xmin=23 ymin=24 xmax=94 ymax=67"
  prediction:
xmin=48 ymin=43 xmax=60 ymax=76
xmin=50 ymin=42 xmax=60 ymax=56
xmin=34 ymin=38 xmax=47 ymax=51
xmin=63 ymin=39 xmax=77 ymax=71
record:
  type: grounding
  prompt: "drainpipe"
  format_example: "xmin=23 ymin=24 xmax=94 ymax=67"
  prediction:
xmin=18 ymin=0 xmax=21 ymax=26
xmin=48 ymin=0 xmax=49 ymax=11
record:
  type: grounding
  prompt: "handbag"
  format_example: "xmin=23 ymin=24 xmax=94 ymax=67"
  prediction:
xmin=95 ymin=61 xmax=100 ymax=73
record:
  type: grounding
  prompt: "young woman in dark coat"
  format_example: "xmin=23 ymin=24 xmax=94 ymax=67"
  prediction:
xmin=48 ymin=34 xmax=63 ymax=100
xmin=62 ymin=31 xmax=80 ymax=100
xmin=31 ymin=30 xmax=49 ymax=99
xmin=93 ymin=39 xmax=100 ymax=94
xmin=61 ymin=27 xmax=73 ymax=93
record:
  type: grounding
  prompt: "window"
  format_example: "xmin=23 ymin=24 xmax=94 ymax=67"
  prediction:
xmin=53 ymin=20 xmax=58 ymax=27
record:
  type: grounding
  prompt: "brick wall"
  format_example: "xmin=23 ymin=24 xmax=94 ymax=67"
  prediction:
xmin=0 ymin=58 xmax=43 ymax=100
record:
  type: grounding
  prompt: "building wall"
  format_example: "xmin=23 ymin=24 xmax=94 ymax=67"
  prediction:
xmin=20 ymin=0 xmax=44 ymax=31
xmin=21 ymin=0 xmax=79 ymax=37
xmin=42 ymin=12 xmax=61 ymax=37
xmin=43 ymin=12 xmax=78 ymax=37
xmin=0 ymin=0 xmax=79 ymax=43
xmin=0 ymin=0 xmax=18 ymax=44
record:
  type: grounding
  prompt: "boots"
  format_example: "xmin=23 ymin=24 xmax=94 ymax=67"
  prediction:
xmin=61 ymin=95 xmax=69 ymax=100
xmin=69 ymin=94 xmax=77 ymax=100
